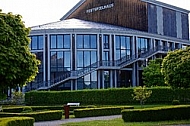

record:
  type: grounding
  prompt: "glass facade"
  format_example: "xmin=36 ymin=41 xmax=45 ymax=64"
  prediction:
xmin=76 ymin=34 xmax=98 ymax=89
xmin=115 ymin=35 xmax=131 ymax=60
xmin=50 ymin=34 xmax=70 ymax=49
xmin=30 ymin=35 xmax=43 ymax=50
xmin=138 ymin=38 xmax=148 ymax=55
xmin=28 ymin=30 xmax=187 ymax=91
xmin=50 ymin=34 xmax=71 ymax=85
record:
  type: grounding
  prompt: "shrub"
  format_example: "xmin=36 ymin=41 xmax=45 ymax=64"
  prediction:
xmin=0 ymin=110 xmax=63 ymax=122
xmin=122 ymin=105 xmax=190 ymax=122
xmin=25 ymin=88 xmax=190 ymax=106
xmin=74 ymin=106 xmax=133 ymax=118
xmin=172 ymin=100 xmax=180 ymax=105
xmin=0 ymin=117 xmax=34 ymax=126
xmin=22 ymin=106 xmax=33 ymax=113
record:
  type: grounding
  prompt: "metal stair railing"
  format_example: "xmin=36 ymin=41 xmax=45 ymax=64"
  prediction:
xmin=34 ymin=46 xmax=172 ymax=90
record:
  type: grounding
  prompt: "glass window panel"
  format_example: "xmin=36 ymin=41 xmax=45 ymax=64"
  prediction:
xmin=90 ymin=35 xmax=97 ymax=49
xmin=50 ymin=35 xmax=56 ymax=49
xmin=138 ymin=38 xmax=141 ymax=49
xmin=57 ymin=35 xmax=63 ymax=48
xmin=103 ymin=51 xmax=109 ymax=61
xmin=64 ymin=35 xmax=71 ymax=48
xmin=126 ymin=37 xmax=131 ymax=50
xmin=51 ymin=52 xmax=57 ymax=67
xmin=91 ymin=51 xmax=97 ymax=64
xmin=84 ymin=35 xmax=90 ymax=48
xmin=121 ymin=50 xmax=126 ymax=57
xmin=116 ymin=50 xmax=120 ymax=60
xmin=38 ymin=36 xmax=43 ymax=50
xmin=121 ymin=36 xmax=125 ymax=48
xmin=116 ymin=36 xmax=120 ymax=49
xmin=31 ymin=36 xmax=37 ymax=50
xmin=64 ymin=52 xmax=70 ymax=67
xmin=91 ymin=71 xmax=97 ymax=81
xmin=76 ymin=35 xmax=83 ymax=48
xmin=103 ymin=35 xmax=109 ymax=49
xmin=57 ymin=52 xmax=63 ymax=67
xmin=77 ymin=51 xmax=83 ymax=67
xmin=84 ymin=51 xmax=90 ymax=67
xmin=84 ymin=74 xmax=90 ymax=82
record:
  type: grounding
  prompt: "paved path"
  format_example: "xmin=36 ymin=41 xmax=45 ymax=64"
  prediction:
xmin=34 ymin=115 xmax=190 ymax=126
xmin=34 ymin=115 xmax=121 ymax=126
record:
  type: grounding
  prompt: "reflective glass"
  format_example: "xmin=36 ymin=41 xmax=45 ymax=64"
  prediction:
xmin=84 ymin=35 xmax=90 ymax=48
xmin=76 ymin=35 xmax=83 ymax=48
xmin=126 ymin=37 xmax=131 ymax=49
xmin=57 ymin=52 xmax=63 ymax=67
xmin=51 ymin=52 xmax=56 ymax=67
xmin=91 ymin=71 xmax=97 ymax=81
xmin=84 ymin=51 xmax=90 ymax=67
xmin=31 ymin=36 xmax=37 ymax=50
xmin=38 ymin=36 xmax=43 ymax=50
xmin=64 ymin=35 xmax=71 ymax=48
xmin=91 ymin=35 xmax=97 ymax=48
xmin=50 ymin=35 xmax=56 ymax=49
xmin=103 ymin=35 xmax=109 ymax=49
xmin=57 ymin=35 xmax=63 ymax=48
xmin=103 ymin=51 xmax=109 ymax=61
xmin=116 ymin=50 xmax=120 ymax=60
xmin=91 ymin=51 xmax=97 ymax=64
xmin=77 ymin=51 xmax=83 ymax=67
xmin=116 ymin=36 xmax=120 ymax=49
xmin=64 ymin=52 xmax=71 ymax=67
xmin=121 ymin=36 xmax=125 ymax=48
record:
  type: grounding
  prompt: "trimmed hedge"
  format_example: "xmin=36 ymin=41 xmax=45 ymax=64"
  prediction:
xmin=0 ymin=110 xmax=63 ymax=122
xmin=74 ymin=106 xmax=134 ymax=118
xmin=25 ymin=88 xmax=190 ymax=106
xmin=0 ymin=117 xmax=34 ymax=126
xmin=122 ymin=105 xmax=190 ymax=122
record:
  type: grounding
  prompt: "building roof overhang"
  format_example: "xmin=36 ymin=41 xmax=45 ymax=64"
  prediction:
xmin=30 ymin=18 xmax=190 ymax=45
xmin=141 ymin=0 xmax=190 ymax=13
xmin=60 ymin=0 xmax=86 ymax=21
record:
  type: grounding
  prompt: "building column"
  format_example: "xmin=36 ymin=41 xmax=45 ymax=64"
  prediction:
xmin=114 ymin=70 xmax=117 ymax=88
xmin=98 ymin=70 xmax=101 ymax=89
xmin=132 ymin=63 xmax=136 ymax=87
xmin=110 ymin=70 xmax=113 ymax=88
xmin=102 ymin=70 xmax=105 ymax=89
xmin=47 ymin=34 xmax=51 ymax=87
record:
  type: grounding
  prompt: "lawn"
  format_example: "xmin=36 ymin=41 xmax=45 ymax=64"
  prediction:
xmin=61 ymin=118 xmax=190 ymax=126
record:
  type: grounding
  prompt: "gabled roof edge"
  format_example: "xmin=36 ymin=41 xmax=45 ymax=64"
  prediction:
xmin=60 ymin=0 xmax=86 ymax=21
xmin=141 ymin=0 xmax=190 ymax=14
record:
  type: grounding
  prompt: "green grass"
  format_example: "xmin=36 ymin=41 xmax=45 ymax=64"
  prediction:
xmin=61 ymin=118 xmax=190 ymax=126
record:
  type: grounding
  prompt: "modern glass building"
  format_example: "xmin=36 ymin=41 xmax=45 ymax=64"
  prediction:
xmin=26 ymin=0 xmax=190 ymax=91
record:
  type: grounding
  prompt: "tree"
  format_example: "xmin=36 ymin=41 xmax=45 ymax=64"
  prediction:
xmin=142 ymin=58 xmax=165 ymax=87
xmin=132 ymin=86 xmax=152 ymax=108
xmin=0 ymin=11 xmax=40 ymax=90
xmin=161 ymin=47 xmax=190 ymax=89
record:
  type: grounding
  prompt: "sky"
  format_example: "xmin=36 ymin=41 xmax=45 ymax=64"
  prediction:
xmin=0 ymin=0 xmax=190 ymax=27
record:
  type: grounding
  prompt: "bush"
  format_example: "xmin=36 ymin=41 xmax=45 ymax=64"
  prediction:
xmin=74 ymin=106 xmax=133 ymax=118
xmin=122 ymin=105 xmax=190 ymax=122
xmin=172 ymin=100 xmax=180 ymax=105
xmin=25 ymin=88 xmax=190 ymax=106
xmin=22 ymin=106 xmax=33 ymax=113
xmin=0 ymin=117 xmax=34 ymax=126
xmin=0 ymin=110 xmax=63 ymax=122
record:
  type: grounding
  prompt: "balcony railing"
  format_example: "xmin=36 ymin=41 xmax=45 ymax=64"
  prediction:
xmin=29 ymin=46 xmax=173 ymax=91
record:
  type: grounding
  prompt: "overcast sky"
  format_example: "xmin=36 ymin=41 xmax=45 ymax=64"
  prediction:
xmin=0 ymin=0 xmax=190 ymax=27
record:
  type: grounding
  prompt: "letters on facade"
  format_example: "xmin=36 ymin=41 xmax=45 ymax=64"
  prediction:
xmin=86 ymin=3 xmax=114 ymax=13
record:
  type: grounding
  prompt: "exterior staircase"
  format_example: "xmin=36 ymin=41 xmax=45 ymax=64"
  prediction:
xmin=32 ymin=46 xmax=170 ymax=90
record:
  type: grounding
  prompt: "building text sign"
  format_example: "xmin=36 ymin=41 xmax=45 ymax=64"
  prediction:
xmin=86 ymin=3 xmax=114 ymax=13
